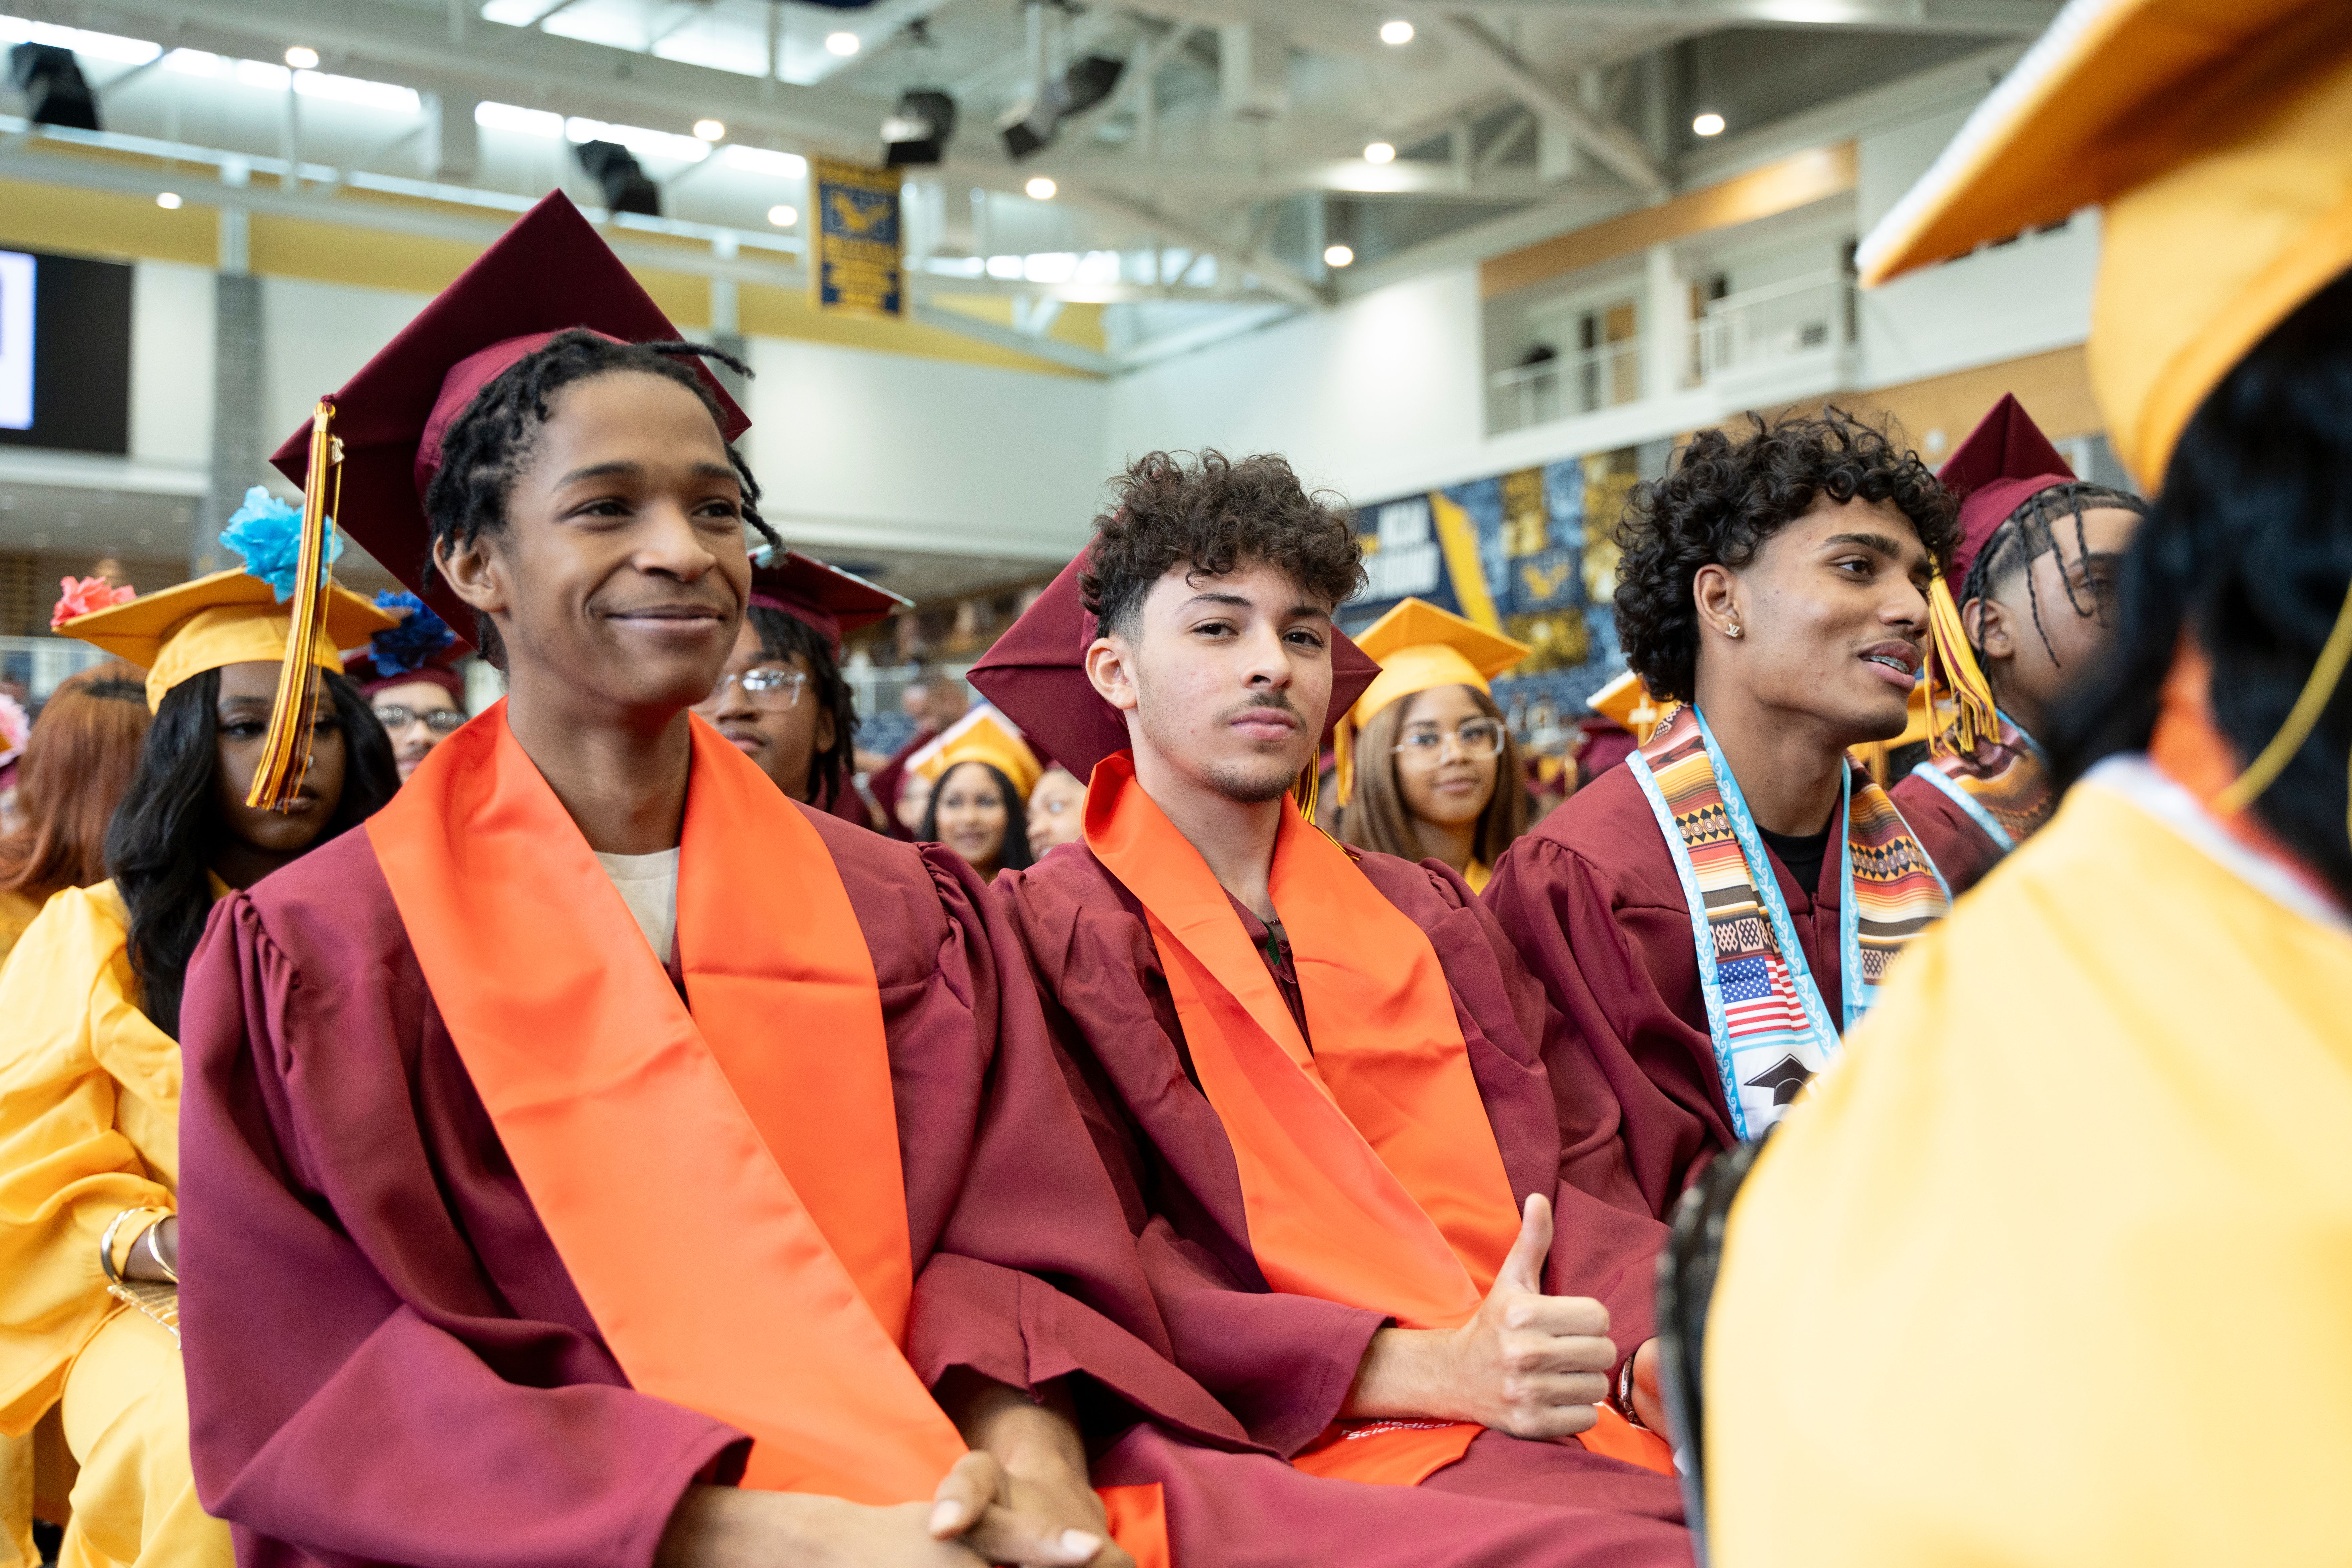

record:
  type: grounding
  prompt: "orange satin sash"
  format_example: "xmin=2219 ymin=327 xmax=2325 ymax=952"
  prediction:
xmin=1085 ymin=754 xmax=1665 ymax=1482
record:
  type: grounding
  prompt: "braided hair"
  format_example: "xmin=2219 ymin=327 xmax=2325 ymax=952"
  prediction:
xmin=745 ymin=603 xmax=859 ymax=810
xmin=423 ymin=330 xmax=781 ymax=666
xmin=1960 ymin=480 xmax=2149 ymax=668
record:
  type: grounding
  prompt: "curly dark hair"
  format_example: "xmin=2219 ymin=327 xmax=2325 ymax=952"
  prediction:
xmin=424 ymin=329 xmax=781 ymax=666
xmin=1081 ymin=450 xmax=1365 ymax=636
xmin=1613 ymin=407 xmax=1959 ymax=703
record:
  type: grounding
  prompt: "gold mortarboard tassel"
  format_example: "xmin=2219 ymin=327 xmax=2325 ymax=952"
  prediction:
xmin=1924 ymin=572 xmax=2000 ymax=757
xmin=246 ymin=399 xmax=344 ymax=812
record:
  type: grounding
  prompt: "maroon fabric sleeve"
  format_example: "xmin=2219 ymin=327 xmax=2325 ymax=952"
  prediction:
xmin=1889 ymin=768 xmax=2003 ymax=896
xmin=178 ymin=846 xmax=745 ymax=1568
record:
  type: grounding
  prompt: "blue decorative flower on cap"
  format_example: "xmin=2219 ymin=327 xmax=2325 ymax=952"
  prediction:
xmin=220 ymin=486 xmax=343 ymax=601
xmin=368 ymin=590 xmax=458 ymax=678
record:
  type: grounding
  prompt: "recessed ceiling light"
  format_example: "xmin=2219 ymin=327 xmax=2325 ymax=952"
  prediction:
xmin=825 ymin=31 xmax=860 ymax=57
xmin=1379 ymin=20 xmax=1414 ymax=45
xmin=1025 ymin=176 xmax=1057 ymax=200
xmin=1364 ymin=141 xmax=1396 ymax=164
xmin=766 ymin=204 xmax=798 ymax=227
xmin=1692 ymin=112 xmax=1726 ymax=137
xmin=284 ymin=45 xmax=319 ymax=70
xmin=693 ymin=119 xmax=725 ymax=141
xmin=155 ymin=192 xmax=182 ymax=209
xmin=1323 ymin=244 xmax=1355 ymax=267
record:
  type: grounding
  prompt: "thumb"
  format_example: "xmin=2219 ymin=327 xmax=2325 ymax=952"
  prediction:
xmin=1493 ymin=1192 xmax=1552 ymax=1298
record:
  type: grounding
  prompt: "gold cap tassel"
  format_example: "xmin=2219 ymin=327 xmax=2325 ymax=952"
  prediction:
xmin=1924 ymin=572 xmax=2000 ymax=758
xmin=245 ymin=400 xmax=343 ymax=812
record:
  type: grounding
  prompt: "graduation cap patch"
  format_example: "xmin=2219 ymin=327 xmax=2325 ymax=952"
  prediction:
xmin=1744 ymin=1056 xmax=1812 ymax=1107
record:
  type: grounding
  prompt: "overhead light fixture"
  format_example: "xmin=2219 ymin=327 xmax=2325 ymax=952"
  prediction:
xmin=284 ymin=45 xmax=319 ymax=70
xmin=998 ymin=53 xmax=1125 ymax=160
xmin=7 ymin=43 xmax=101 ymax=131
xmin=1692 ymin=112 xmax=1726 ymax=137
xmin=693 ymin=118 xmax=725 ymax=142
xmin=882 ymin=89 xmax=957 ymax=167
xmin=1024 ymin=176 xmax=1057 ymax=200
xmin=573 ymin=140 xmax=661 ymax=216
xmin=1364 ymin=141 xmax=1396 ymax=164
xmin=826 ymin=31 xmax=860 ymax=57
xmin=1379 ymin=20 xmax=1414 ymax=45
xmin=1323 ymin=243 xmax=1355 ymax=267
xmin=155 ymin=191 xmax=181 ymax=209
xmin=766 ymin=204 xmax=798 ymax=227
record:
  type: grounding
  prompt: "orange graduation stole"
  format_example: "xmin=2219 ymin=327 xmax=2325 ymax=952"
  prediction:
xmin=1084 ymin=753 xmax=1670 ymax=1484
xmin=368 ymin=705 xmax=1169 ymax=1560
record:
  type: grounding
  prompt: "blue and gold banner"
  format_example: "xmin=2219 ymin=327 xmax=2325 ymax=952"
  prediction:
xmin=811 ymin=157 xmax=904 ymax=319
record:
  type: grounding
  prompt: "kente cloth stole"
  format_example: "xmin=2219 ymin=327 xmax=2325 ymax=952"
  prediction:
xmin=1084 ymin=753 xmax=1671 ymax=1483
xmin=1627 ymin=705 xmax=1950 ymax=1139
xmin=369 ymin=706 xmax=1170 ymax=1563
xmin=1910 ymin=713 xmax=2054 ymax=855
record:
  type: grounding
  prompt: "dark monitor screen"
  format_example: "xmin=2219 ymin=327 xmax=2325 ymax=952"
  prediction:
xmin=0 ymin=248 xmax=133 ymax=455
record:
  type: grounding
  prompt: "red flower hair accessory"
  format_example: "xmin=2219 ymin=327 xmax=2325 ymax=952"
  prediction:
xmin=53 ymin=576 xmax=137 ymax=629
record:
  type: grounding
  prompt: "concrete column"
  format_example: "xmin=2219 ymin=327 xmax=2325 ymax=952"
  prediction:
xmin=422 ymin=92 xmax=479 ymax=182
xmin=199 ymin=267 xmax=262 ymax=579
xmin=707 ymin=235 xmax=748 ymax=405
xmin=1643 ymin=242 xmax=1685 ymax=401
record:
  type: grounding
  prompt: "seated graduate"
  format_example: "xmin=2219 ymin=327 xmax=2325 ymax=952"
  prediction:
xmin=0 ymin=542 xmax=397 ymax=1568
xmin=1333 ymin=598 xmax=1533 ymax=893
xmin=1891 ymin=394 xmax=2147 ymax=893
xmin=0 ymin=657 xmax=148 ymax=962
xmin=1025 ymin=765 xmax=1088 ymax=860
xmin=911 ymin=708 xmax=1040 ymax=882
xmin=972 ymin=451 xmax=1692 ymax=1562
xmin=698 ymin=547 xmax=901 ymax=828
xmin=1483 ymin=411 xmax=1959 ymax=1214
xmin=342 ymin=586 xmax=470 ymax=784
xmin=1706 ymin=3 xmax=2352 ymax=1559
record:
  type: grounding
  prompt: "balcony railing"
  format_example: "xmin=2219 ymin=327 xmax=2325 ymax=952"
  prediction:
xmin=1689 ymin=271 xmax=1855 ymax=382
xmin=0 ymin=636 xmax=112 ymax=702
xmin=1488 ymin=338 xmax=1643 ymax=435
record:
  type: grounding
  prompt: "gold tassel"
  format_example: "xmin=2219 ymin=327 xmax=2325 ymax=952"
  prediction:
xmin=2214 ymin=574 xmax=2352 ymax=830
xmin=1924 ymin=573 xmax=2000 ymax=758
xmin=246 ymin=400 xmax=343 ymax=812
xmin=1294 ymin=754 xmax=1322 ymax=825
xmin=1329 ymin=711 xmax=1357 ymax=816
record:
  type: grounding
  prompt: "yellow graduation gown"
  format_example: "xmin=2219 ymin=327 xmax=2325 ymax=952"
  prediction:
xmin=1705 ymin=763 xmax=2352 ymax=1566
xmin=0 ymin=879 xmax=231 ymax=1568
xmin=0 ymin=888 xmax=41 ymax=970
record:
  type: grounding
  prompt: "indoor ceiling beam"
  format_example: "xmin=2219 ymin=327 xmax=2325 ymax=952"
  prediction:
xmin=1437 ymin=17 xmax=1671 ymax=200
xmin=1434 ymin=0 xmax=2062 ymax=36
xmin=1058 ymin=187 xmax=1328 ymax=309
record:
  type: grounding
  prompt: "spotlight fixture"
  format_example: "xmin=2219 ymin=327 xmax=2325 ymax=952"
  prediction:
xmin=882 ymin=89 xmax=957 ymax=167
xmin=155 ymin=191 xmax=182 ymax=209
xmin=826 ymin=31 xmax=860 ymax=57
xmin=1379 ymin=20 xmax=1414 ymax=45
xmin=1024 ymin=176 xmax=1057 ymax=200
xmin=999 ymin=53 xmax=1125 ymax=159
xmin=693 ymin=119 xmax=725 ymax=141
xmin=573 ymin=140 xmax=661 ymax=217
xmin=1364 ymin=141 xmax=1396 ymax=164
xmin=1323 ymin=243 xmax=1355 ymax=267
xmin=7 ymin=44 xmax=101 ymax=132
xmin=767 ymin=204 xmax=799 ymax=227
xmin=284 ymin=45 xmax=320 ymax=70
xmin=1692 ymin=112 xmax=1726 ymax=137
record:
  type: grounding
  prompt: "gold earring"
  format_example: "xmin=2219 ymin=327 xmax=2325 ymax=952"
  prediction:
xmin=1727 ymin=620 xmax=1743 ymax=639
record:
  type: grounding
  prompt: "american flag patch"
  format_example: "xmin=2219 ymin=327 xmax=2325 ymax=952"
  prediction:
xmin=1719 ymin=955 xmax=1806 ymax=1039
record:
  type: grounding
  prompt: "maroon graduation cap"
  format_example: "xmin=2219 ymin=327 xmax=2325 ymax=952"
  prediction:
xmin=1936 ymin=394 xmax=2077 ymax=586
xmin=268 ymin=191 xmax=749 ymax=642
xmin=968 ymin=550 xmax=1382 ymax=779
xmin=750 ymin=550 xmax=908 ymax=654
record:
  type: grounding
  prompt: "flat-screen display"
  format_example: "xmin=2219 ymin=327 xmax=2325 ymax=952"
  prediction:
xmin=0 ymin=249 xmax=132 ymax=454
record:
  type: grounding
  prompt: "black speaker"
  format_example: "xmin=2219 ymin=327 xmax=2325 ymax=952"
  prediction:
xmin=882 ymin=89 xmax=956 ymax=167
xmin=8 ymin=44 xmax=101 ymax=132
xmin=1059 ymin=55 xmax=1123 ymax=118
xmin=573 ymin=140 xmax=660 ymax=216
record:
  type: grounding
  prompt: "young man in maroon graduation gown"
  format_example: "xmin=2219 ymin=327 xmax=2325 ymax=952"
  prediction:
xmin=1485 ymin=411 xmax=1960 ymax=1214
xmin=972 ymin=452 xmax=1690 ymax=1561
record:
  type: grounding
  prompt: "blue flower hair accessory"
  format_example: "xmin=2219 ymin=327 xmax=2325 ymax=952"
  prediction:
xmin=368 ymin=590 xmax=458 ymax=678
xmin=220 ymin=485 xmax=343 ymax=602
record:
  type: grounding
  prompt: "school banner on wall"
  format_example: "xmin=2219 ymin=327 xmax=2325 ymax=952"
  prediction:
xmin=810 ymin=157 xmax=904 ymax=319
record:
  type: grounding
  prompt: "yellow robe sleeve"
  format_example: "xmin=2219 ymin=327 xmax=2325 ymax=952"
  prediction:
xmin=0 ymin=883 xmax=181 ymax=1436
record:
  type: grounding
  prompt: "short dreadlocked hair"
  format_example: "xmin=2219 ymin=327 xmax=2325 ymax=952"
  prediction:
xmin=1961 ymin=480 xmax=2149 ymax=669
xmin=1081 ymin=450 xmax=1365 ymax=637
xmin=425 ymin=329 xmax=780 ymax=664
xmin=1614 ymin=407 xmax=1959 ymax=703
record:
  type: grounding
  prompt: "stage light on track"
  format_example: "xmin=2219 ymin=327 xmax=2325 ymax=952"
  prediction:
xmin=767 ymin=204 xmax=798 ymax=227
xmin=882 ymin=89 xmax=956 ymax=167
xmin=574 ymin=140 xmax=661 ymax=216
xmin=826 ymin=32 xmax=860 ymax=57
xmin=1692 ymin=112 xmax=1725 ymax=137
xmin=693 ymin=119 xmax=725 ymax=141
xmin=1379 ymin=20 xmax=1414 ymax=45
xmin=155 ymin=191 xmax=181 ymax=209
xmin=1364 ymin=141 xmax=1396 ymax=164
xmin=1323 ymin=244 xmax=1354 ymax=267
xmin=7 ymin=44 xmax=101 ymax=131
xmin=284 ymin=45 xmax=319 ymax=70
xmin=1025 ymin=176 xmax=1057 ymax=200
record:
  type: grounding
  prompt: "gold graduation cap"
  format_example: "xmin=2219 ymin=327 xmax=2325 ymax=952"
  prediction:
xmin=1586 ymin=668 xmax=1670 ymax=745
xmin=1857 ymin=0 xmax=2352 ymax=491
xmin=906 ymin=705 xmax=1044 ymax=802
xmin=58 ymin=568 xmax=397 ymax=715
xmin=1334 ymin=598 xmax=1531 ymax=808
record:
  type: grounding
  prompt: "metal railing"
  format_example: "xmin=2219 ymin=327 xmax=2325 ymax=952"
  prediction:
xmin=0 ymin=636 xmax=113 ymax=703
xmin=1688 ymin=271 xmax=1855 ymax=381
xmin=1488 ymin=338 xmax=1643 ymax=435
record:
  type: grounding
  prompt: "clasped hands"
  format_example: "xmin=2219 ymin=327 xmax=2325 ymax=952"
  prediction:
xmin=1344 ymin=1193 xmax=1665 ymax=1438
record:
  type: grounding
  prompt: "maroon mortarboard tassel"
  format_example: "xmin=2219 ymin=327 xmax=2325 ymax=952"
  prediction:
xmin=268 ymin=191 xmax=751 ymax=643
xmin=1936 ymin=393 xmax=2078 ymax=585
xmin=970 ymin=550 xmax=1381 ymax=780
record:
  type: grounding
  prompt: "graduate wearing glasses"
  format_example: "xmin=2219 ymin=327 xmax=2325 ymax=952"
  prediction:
xmin=344 ymin=590 xmax=470 ymax=783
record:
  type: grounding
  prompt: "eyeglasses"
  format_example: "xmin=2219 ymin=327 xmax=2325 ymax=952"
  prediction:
xmin=1392 ymin=718 xmax=1507 ymax=764
xmin=699 ymin=667 xmax=810 ymax=710
xmin=374 ymin=704 xmax=468 ymax=735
